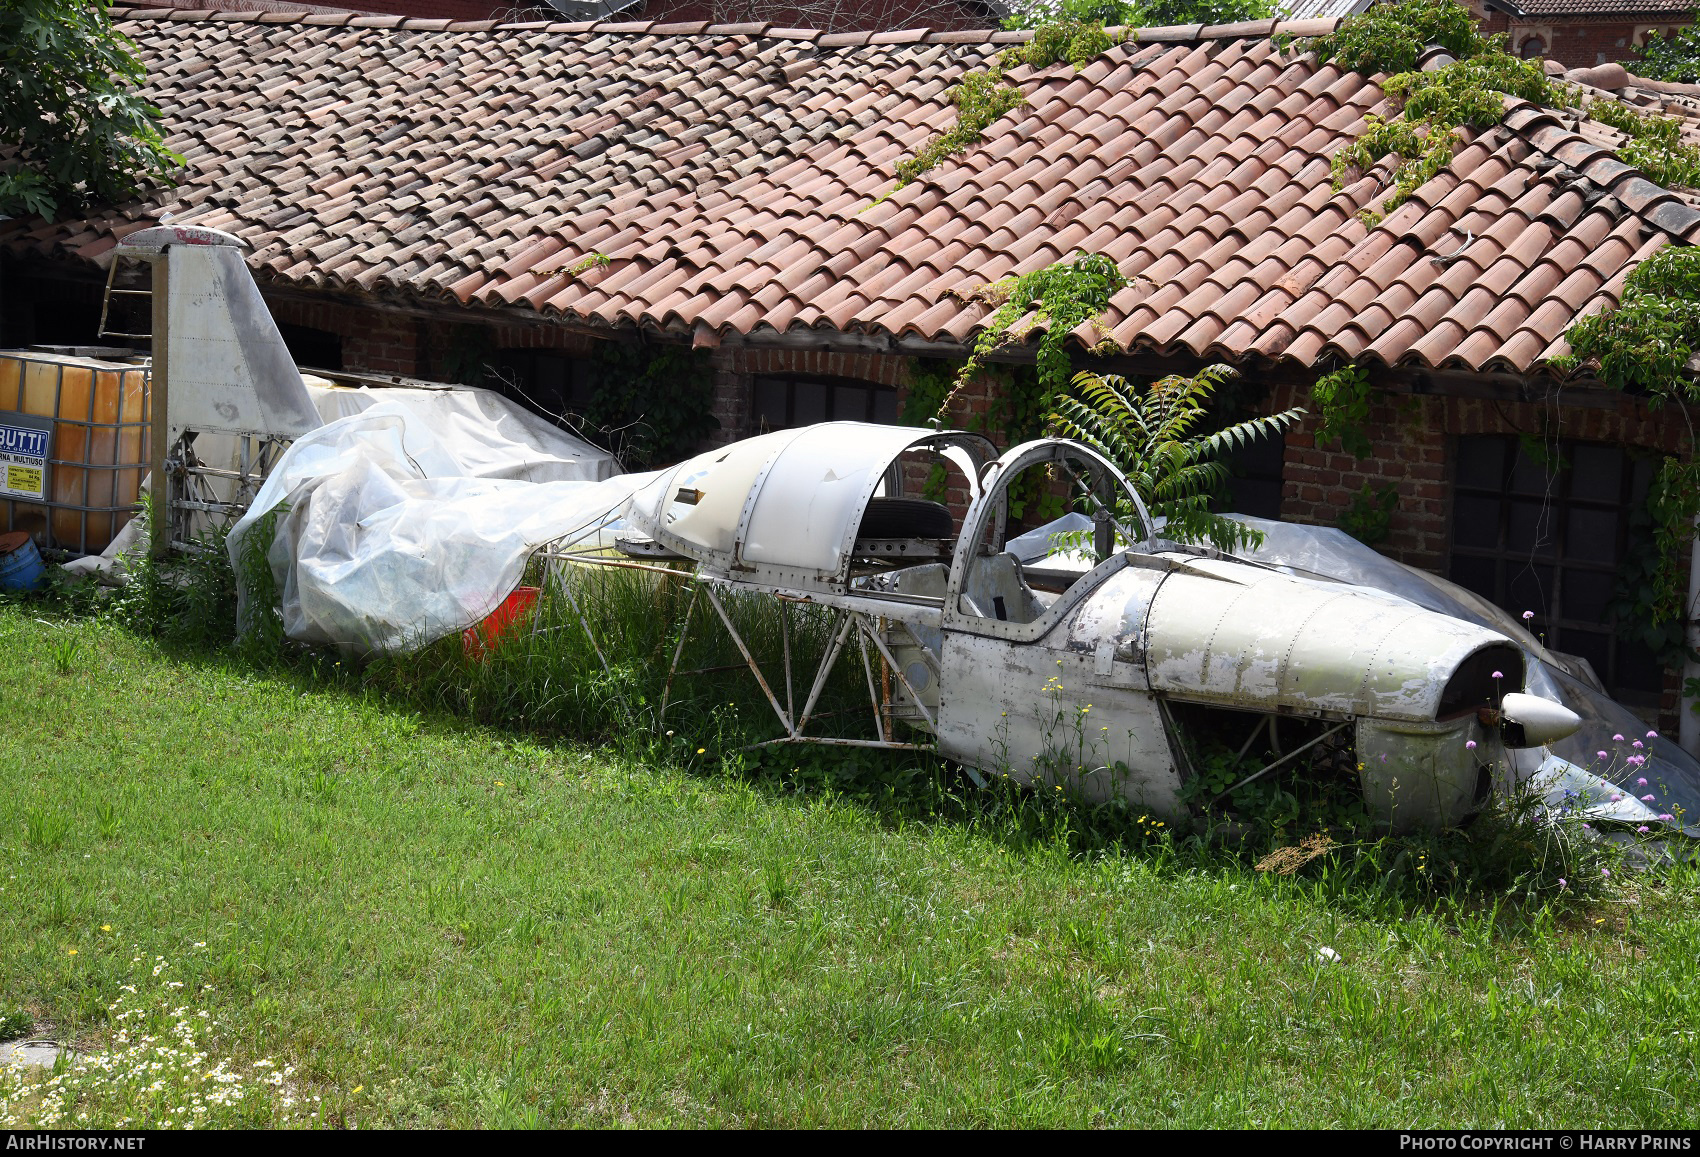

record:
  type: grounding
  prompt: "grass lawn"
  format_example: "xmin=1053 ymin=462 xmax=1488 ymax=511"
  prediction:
xmin=2 ymin=604 xmax=1698 ymax=1127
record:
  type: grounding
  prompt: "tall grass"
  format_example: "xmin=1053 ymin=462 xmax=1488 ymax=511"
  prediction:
xmin=13 ymin=517 xmax=1655 ymax=930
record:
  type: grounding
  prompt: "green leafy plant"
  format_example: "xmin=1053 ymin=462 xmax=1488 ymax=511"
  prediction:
xmin=1587 ymin=99 xmax=1700 ymax=189
xmin=1310 ymin=362 xmax=1376 ymax=459
xmin=1306 ymin=0 xmax=1487 ymax=76
xmin=1635 ymin=18 xmax=1700 ymax=84
xmin=49 ymin=633 xmax=79 ymax=676
xmin=888 ymin=15 xmax=1123 ymax=195
xmin=892 ymin=71 xmax=1028 ymax=191
xmin=0 ymin=1009 xmax=30 ymax=1041
xmin=577 ymin=340 xmax=719 ymax=470
xmin=0 ymin=0 xmax=180 ymax=221
xmin=1554 ymin=245 xmax=1700 ymax=662
xmin=25 ymin=810 xmax=70 ymax=852
xmin=937 ymin=253 xmax=1127 ymax=426
xmin=1330 ymin=56 xmax=1574 ymax=220
xmin=1002 ymin=0 xmax=1275 ymax=30
xmin=1310 ymin=1 xmax=1576 ymax=221
xmin=1049 ymin=364 xmax=1305 ymax=552
xmin=1337 ymin=481 xmax=1399 ymax=546
xmin=441 ymin=323 xmax=497 ymax=387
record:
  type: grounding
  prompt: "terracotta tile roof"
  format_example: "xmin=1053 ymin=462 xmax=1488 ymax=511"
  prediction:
xmin=1490 ymin=0 xmax=1694 ymax=15
xmin=9 ymin=9 xmax=1700 ymax=375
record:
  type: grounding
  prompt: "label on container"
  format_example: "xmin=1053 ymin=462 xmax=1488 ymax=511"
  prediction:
xmin=0 ymin=412 xmax=51 ymax=501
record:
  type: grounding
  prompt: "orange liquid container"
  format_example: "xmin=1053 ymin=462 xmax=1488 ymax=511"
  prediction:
xmin=0 ymin=351 xmax=151 ymax=554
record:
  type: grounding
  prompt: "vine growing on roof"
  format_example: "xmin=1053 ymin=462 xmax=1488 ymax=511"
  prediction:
xmin=1585 ymin=99 xmax=1700 ymax=190
xmin=905 ymin=253 xmax=1125 ymax=516
xmin=1294 ymin=0 xmax=1576 ymax=225
xmin=885 ymin=17 xmax=1122 ymax=196
xmin=1552 ymin=245 xmax=1700 ymax=670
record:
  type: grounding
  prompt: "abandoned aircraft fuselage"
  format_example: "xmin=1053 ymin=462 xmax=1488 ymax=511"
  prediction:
xmin=622 ymin=422 xmax=1574 ymax=831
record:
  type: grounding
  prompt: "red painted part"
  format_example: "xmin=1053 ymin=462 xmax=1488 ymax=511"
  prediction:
xmin=462 ymin=585 xmax=542 ymax=660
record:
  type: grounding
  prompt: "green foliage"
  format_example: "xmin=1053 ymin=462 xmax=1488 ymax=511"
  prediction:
xmin=1001 ymin=0 xmax=1275 ymax=30
xmin=1559 ymin=245 xmax=1700 ymax=398
xmin=1309 ymin=362 xmax=1376 ymax=459
xmin=1587 ymin=98 xmax=1700 ymax=190
xmin=108 ymin=503 xmax=240 ymax=654
xmin=893 ymin=70 xmax=1028 ymax=190
xmin=916 ymin=255 xmax=1127 ymax=517
xmin=563 ymin=252 xmax=610 ymax=277
xmin=577 ymin=340 xmax=720 ymax=470
xmin=890 ymin=13 xmax=1125 ymax=194
xmin=1311 ymin=1 xmax=1575 ymax=221
xmin=944 ymin=253 xmax=1127 ymax=422
xmin=1610 ymin=472 xmax=1698 ymax=668
xmin=0 ymin=0 xmax=180 ymax=221
xmin=1338 ymin=481 xmax=1399 ymax=546
xmin=1000 ymin=19 xmax=1116 ymax=70
xmin=441 ymin=323 xmax=497 ymax=387
xmin=1635 ymin=19 xmax=1700 ymax=84
xmin=1330 ymin=54 xmax=1574 ymax=220
xmin=1557 ymin=247 xmax=1700 ymax=649
xmin=1305 ymin=0 xmax=1486 ymax=75
xmin=0 ymin=1008 xmax=30 ymax=1040
xmin=1048 ymin=364 xmax=1304 ymax=552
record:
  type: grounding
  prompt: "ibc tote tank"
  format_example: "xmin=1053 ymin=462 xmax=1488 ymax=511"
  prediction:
xmin=0 ymin=350 xmax=150 ymax=554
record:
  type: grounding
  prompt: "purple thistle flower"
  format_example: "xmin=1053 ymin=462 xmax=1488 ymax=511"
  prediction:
xmin=1602 ymin=868 xmax=1611 ymax=877
xmin=1643 ymin=794 xmax=1657 ymax=802
xmin=1465 ymin=740 xmax=1477 ymax=750
xmin=1558 ymin=878 xmax=1568 ymax=889
xmin=1492 ymin=670 xmax=1504 ymax=680
xmin=1660 ymin=813 xmax=1675 ymax=822
xmin=1614 ymin=734 xmax=1626 ymax=743
xmin=1610 ymin=793 xmax=1623 ymax=802
xmin=1648 ymin=730 xmax=1659 ymax=739
xmin=1522 ymin=610 xmax=1534 ymax=620
xmin=1634 ymin=740 xmax=1644 ymax=749
xmin=1638 ymin=825 xmax=1651 ymax=833
xmin=1638 ymin=777 xmax=1649 ymax=786
xmin=1598 ymin=751 xmax=1609 ymax=760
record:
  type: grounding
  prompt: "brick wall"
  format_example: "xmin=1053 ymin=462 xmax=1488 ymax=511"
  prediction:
xmin=706 ymin=345 xmax=913 ymax=444
xmin=1476 ymin=5 xmax=1689 ymax=69
xmin=266 ymin=295 xmax=599 ymax=379
xmin=1274 ymin=381 xmax=1688 ymax=573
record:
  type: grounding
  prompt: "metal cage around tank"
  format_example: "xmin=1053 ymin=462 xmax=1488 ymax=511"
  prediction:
xmin=0 ymin=350 xmax=151 ymax=556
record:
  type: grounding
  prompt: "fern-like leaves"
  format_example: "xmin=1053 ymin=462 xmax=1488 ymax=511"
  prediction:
xmin=1050 ymin=366 xmax=1305 ymax=554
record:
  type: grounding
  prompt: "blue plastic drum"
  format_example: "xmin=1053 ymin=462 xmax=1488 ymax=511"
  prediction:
xmin=0 ymin=531 xmax=44 ymax=591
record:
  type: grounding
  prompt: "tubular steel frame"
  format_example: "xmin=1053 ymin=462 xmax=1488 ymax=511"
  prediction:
xmin=538 ymin=546 xmax=938 ymax=755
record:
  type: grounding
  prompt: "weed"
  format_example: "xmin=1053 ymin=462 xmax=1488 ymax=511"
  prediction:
xmin=49 ymin=634 xmax=79 ymax=676
xmin=0 ymin=1010 xmax=29 ymax=1041
xmin=24 ymin=812 xmax=69 ymax=853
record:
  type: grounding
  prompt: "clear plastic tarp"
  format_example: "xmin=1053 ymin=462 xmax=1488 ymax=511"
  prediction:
xmin=1227 ymin=515 xmax=1700 ymax=837
xmin=304 ymin=379 xmax=619 ymax=483
xmin=228 ymin=402 xmax=660 ymax=656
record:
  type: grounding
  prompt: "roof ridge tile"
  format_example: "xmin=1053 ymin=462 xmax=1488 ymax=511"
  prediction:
xmin=1134 ymin=24 xmax=1205 ymax=42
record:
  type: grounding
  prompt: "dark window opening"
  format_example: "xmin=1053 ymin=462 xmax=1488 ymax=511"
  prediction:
xmin=1222 ymin=431 xmax=1286 ymax=520
xmin=1519 ymin=36 xmax=1547 ymax=58
xmin=752 ymin=374 xmax=898 ymax=431
xmin=488 ymin=350 xmax=592 ymax=420
xmin=277 ymin=324 xmax=343 ymax=372
xmin=1448 ymin=435 xmax=1661 ymax=705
